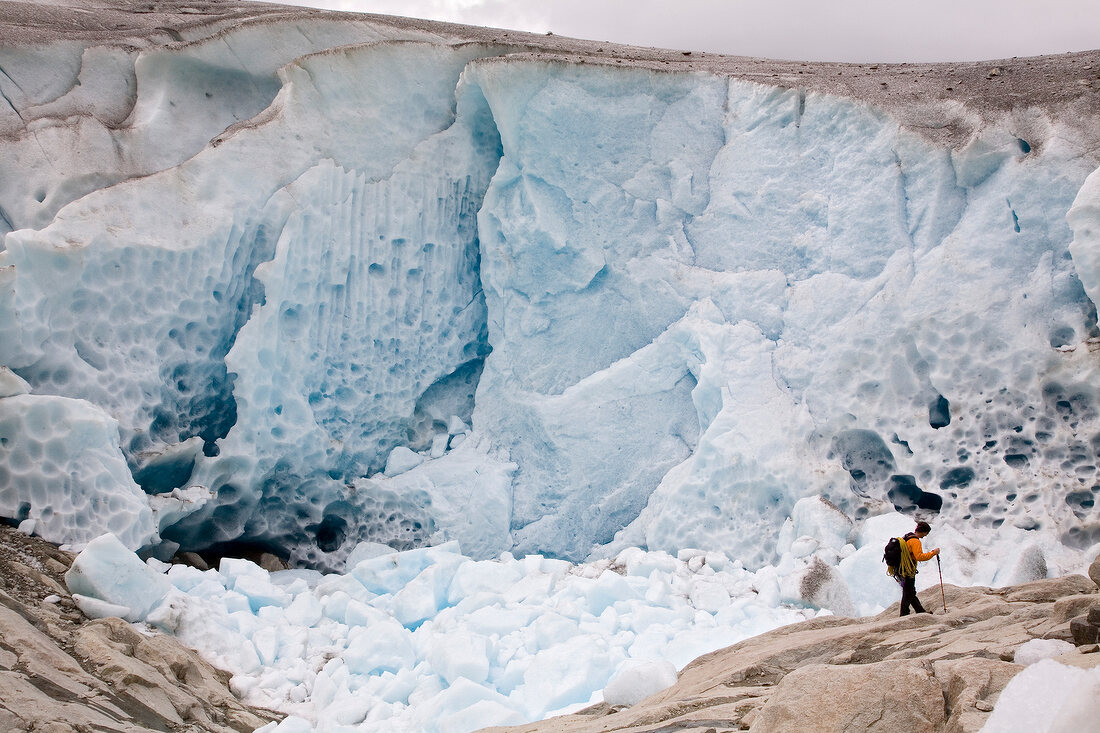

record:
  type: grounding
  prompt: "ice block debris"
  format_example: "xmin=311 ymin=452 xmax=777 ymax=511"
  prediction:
xmin=0 ymin=367 xmax=31 ymax=398
xmin=982 ymin=658 xmax=1100 ymax=733
xmin=384 ymin=446 xmax=425 ymax=476
xmin=1012 ymin=638 xmax=1077 ymax=666
xmin=56 ymin=499 xmax=1094 ymax=733
xmin=602 ymin=658 xmax=678 ymax=706
xmin=148 ymin=485 xmax=212 ymax=533
xmin=65 ymin=533 xmax=172 ymax=622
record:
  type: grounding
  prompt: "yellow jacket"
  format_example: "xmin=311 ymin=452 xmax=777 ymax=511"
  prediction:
xmin=891 ymin=534 xmax=935 ymax=578
xmin=906 ymin=535 xmax=936 ymax=562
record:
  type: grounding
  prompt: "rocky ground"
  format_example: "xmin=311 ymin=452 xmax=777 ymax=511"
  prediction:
xmin=0 ymin=522 xmax=281 ymax=733
xmin=482 ymin=556 xmax=1100 ymax=733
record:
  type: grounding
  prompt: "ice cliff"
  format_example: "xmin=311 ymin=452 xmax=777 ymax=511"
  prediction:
xmin=2 ymin=1 xmax=1100 ymax=572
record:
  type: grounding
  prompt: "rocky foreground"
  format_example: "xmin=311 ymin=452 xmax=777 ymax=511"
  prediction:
xmin=0 ymin=523 xmax=280 ymax=733
xmin=1 ymin=520 xmax=1098 ymax=733
xmin=483 ymin=558 xmax=1100 ymax=733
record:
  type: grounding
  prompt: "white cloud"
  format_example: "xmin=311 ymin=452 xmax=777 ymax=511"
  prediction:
xmin=259 ymin=0 xmax=1100 ymax=62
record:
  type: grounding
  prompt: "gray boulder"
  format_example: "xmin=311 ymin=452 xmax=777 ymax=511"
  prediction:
xmin=1070 ymin=615 xmax=1100 ymax=645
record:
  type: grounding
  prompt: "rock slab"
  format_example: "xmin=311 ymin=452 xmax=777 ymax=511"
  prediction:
xmin=750 ymin=660 xmax=945 ymax=732
xmin=0 ymin=524 xmax=278 ymax=733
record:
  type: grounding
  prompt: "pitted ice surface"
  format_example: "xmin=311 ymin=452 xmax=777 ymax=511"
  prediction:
xmin=0 ymin=393 xmax=155 ymax=550
xmin=1 ymin=4 xmax=1099 ymax=568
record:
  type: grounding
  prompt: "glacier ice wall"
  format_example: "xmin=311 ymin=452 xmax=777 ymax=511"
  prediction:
xmin=465 ymin=56 xmax=1100 ymax=567
xmin=0 ymin=368 xmax=156 ymax=548
xmin=2 ymin=8 xmax=1100 ymax=568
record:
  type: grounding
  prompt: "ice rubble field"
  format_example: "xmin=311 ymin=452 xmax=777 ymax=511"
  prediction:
xmin=63 ymin=503 xmax=1091 ymax=733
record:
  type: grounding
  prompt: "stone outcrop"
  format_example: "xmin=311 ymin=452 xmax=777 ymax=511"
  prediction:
xmin=481 ymin=566 xmax=1100 ymax=733
xmin=750 ymin=660 xmax=946 ymax=732
xmin=0 ymin=524 xmax=279 ymax=733
xmin=1071 ymin=606 xmax=1100 ymax=645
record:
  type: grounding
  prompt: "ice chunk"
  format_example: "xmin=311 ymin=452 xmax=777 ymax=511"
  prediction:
xmin=392 ymin=563 xmax=453 ymax=627
xmin=385 ymin=446 xmax=425 ymax=476
xmin=837 ymin=541 xmax=901 ymax=614
xmin=65 ymin=534 xmax=173 ymax=621
xmin=1013 ymin=638 xmax=1076 ymax=666
xmin=788 ymin=496 xmax=853 ymax=552
xmin=602 ymin=658 xmax=678 ymax=706
xmin=426 ymin=629 xmax=490 ymax=684
xmin=0 ymin=367 xmax=30 ymax=397
xmin=430 ymin=433 xmax=449 ymax=458
xmin=982 ymin=658 xmax=1100 ymax=733
xmin=513 ymin=634 xmax=624 ymax=718
xmin=587 ymin=570 xmax=644 ymax=615
xmin=70 ymin=593 xmax=133 ymax=620
xmin=344 ymin=619 xmax=416 ymax=675
xmin=219 ymin=558 xmax=291 ymax=611
xmin=269 ymin=568 xmax=323 ymax=589
xmin=782 ymin=556 xmax=857 ymax=617
xmin=355 ymin=442 xmax=515 ymax=560
xmin=854 ymin=512 xmax=919 ymax=549
xmin=350 ymin=541 xmax=462 ymax=595
xmin=410 ymin=678 xmax=524 ymax=732
xmin=689 ymin=578 xmax=731 ymax=613
xmin=1047 ymin=672 xmax=1100 ymax=733
xmin=446 ymin=415 xmax=469 ymax=435
xmin=436 ymin=699 xmax=526 ymax=732
xmin=284 ymin=592 xmax=324 ymax=627
xmin=447 ymin=556 xmax=524 ymax=603
xmin=620 ymin=548 xmax=681 ymax=578
xmin=147 ymin=485 xmax=211 ymax=533
xmin=345 ymin=541 xmax=396 ymax=568
xmin=261 ymin=717 xmax=312 ymax=733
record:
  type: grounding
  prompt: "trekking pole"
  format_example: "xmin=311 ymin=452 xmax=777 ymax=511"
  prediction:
xmin=937 ymin=555 xmax=947 ymax=613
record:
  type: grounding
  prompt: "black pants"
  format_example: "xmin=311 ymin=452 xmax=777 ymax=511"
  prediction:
xmin=899 ymin=575 xmax=925 ymax=616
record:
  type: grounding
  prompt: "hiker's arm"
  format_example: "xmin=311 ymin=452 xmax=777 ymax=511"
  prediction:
xmin=907 ymin=538 xmax=938 ymax=561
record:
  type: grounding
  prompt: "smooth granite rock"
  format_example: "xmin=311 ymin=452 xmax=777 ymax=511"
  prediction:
xmin=0 ymin=524 xmax=278 ymax=733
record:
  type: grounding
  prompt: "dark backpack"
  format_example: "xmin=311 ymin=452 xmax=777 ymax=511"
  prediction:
xmin=883 ymin=537 xmax=902 ymax=568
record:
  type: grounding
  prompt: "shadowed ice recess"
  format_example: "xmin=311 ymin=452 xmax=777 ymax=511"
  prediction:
xmin=2 ymin=34 xmax=1100 ymax=576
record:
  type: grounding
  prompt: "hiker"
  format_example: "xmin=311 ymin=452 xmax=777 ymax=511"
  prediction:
xmin=888 ymin=520 xmax=941 ymax=616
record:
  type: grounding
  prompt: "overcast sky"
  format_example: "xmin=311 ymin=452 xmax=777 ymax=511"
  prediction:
xmin=266 ymin=0 xmax=1100 ymax=63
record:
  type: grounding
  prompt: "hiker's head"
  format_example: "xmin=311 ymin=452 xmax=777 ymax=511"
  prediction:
xmin=914 ymin=520 xmax=931 ymax=537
